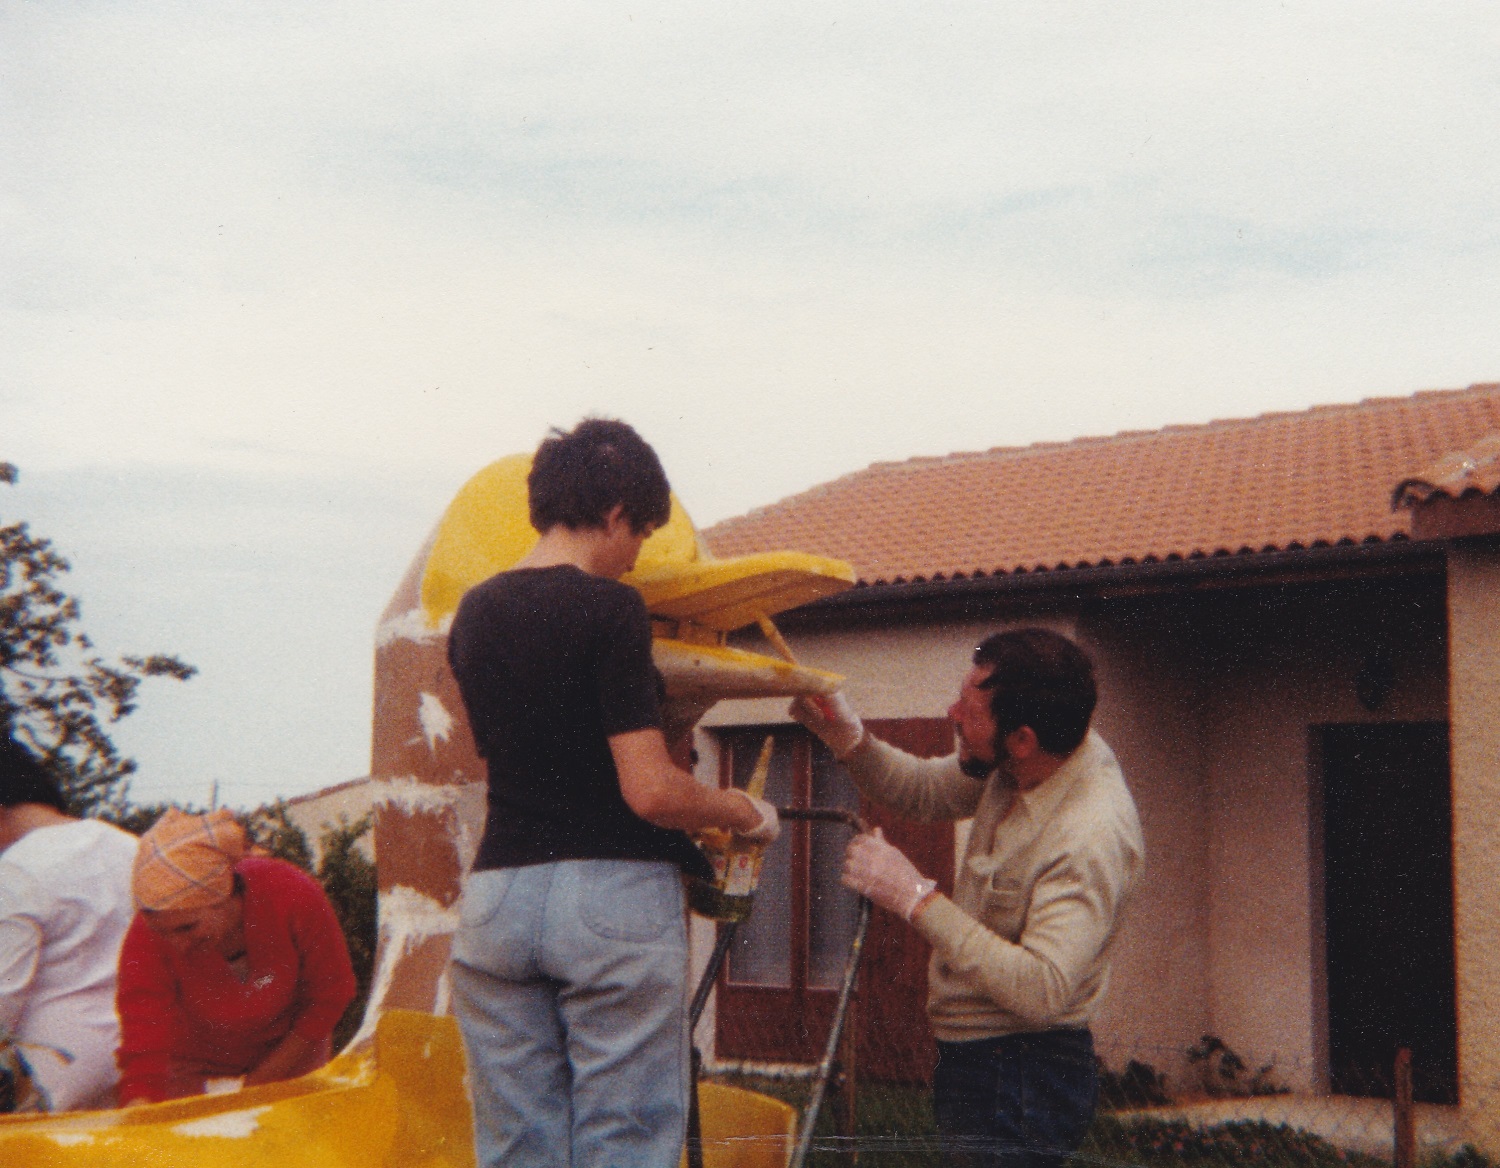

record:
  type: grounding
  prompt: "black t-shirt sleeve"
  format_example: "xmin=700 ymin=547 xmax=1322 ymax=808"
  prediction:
xmin=596 ymin=587 xmax=662 ymax=738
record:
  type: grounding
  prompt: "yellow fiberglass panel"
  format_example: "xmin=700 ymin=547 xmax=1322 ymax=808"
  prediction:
xmin=653 ymin=639 xmax=843 ymax=700
xmin=419 ymin=454 xmax=701 ymax=626
xmin=0 ymin=1064 xmax=398 ymax=1168
xmin=626 ymin=552 xmax=856 ymax=631
xmin=682 ymin=1082 xmax=797 ymax=1168
xmin=0 ymin=1012 xmax=473 ymax=1168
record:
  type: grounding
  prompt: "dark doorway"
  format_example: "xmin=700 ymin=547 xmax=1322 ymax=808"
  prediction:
xmin=1320 ymin=722 xmax=1457 ymax=1103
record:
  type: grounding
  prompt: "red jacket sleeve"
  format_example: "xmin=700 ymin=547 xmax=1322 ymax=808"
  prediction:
xmin=280 ymin=868 xmax=357 ymax=1044
xmin=115 ymin=917 xmax=191 ymax=1103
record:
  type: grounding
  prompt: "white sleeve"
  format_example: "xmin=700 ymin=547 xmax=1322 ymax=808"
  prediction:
xmin=0 ymin=861 xmax=47 ymax=1034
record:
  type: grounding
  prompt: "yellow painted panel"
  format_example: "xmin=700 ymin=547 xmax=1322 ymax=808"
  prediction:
xmin=0 ymin=1011 xmax=796 ymax=1167
xmin=687 ymin=1083 xmax=798 ymax=1168
xmin=419 ymin=454 xmax=702 ymax=626
xmin=654 ymin=639 xmax=843 ymax=700
xmin=629 ymin=554 xmax=856 ymax=631
xmin=0 ymin=1012 xmax=473 ymax=1168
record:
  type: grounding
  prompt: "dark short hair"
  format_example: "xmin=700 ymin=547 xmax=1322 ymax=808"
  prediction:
xmin=528 ymin=418 xmax=672 ymax=535
xmin=0 ymin=734 xmax=67 ymax=812
xmin=973 ymin=628 xmax=1097 ymax=757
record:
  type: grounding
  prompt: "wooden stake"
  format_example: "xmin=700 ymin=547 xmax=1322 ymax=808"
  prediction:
xmin=1394 ymin=1047 xmax=1415 ymax=1168
xmin=756 ymin=612 xmax=836 ymax=718
xmin=756 ymin=614 xmax=800 ymax=665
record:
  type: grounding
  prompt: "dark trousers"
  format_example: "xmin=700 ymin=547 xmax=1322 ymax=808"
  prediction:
xmin=933 ymin=1029 xmax=1098 ymax=1168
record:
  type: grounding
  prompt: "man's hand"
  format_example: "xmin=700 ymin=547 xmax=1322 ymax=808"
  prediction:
xmin=734 ymin=792 xmax=781 ymax=845
xmin=842 ymin=828 xmax=938 ymax=921
xmin=788 ymin=692 xmax=865 ymax=759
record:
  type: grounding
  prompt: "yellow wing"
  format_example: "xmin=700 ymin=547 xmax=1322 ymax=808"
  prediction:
xmin=653 ymin=638 xmax=843 ymax=701
xmin=626 ymin=552 xmax=854 ymax=633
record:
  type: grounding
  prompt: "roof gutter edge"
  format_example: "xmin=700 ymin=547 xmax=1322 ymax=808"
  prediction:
xmin=778 ymin=539 xmax=1445 ymax=626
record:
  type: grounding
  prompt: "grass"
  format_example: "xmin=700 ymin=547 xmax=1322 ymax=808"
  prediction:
xmin=700 ymin=1076 xmax=1500 ymax=1167
xmin=702 ymin=1072 xmax=940 ymax=1166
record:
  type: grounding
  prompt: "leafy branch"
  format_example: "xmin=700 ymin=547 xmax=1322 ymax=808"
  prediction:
xmin=1 ymin=467 xmax=195 ymax=816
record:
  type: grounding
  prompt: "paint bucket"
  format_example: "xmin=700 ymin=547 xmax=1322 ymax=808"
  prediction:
xmin=688 ymin=735 xmax=774 ymax=922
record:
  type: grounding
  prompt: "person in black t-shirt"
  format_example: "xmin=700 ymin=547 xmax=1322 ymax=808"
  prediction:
xmin=447 ymin=418 xmax=779 ymax=1168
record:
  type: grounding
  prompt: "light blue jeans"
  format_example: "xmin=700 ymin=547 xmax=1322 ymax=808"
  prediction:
xmin=450 ymin=860 xmax=690 ymax=1168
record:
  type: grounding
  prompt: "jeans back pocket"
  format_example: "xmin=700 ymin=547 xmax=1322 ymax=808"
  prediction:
xmin=578 ymin=862 xmax=679 ymax=943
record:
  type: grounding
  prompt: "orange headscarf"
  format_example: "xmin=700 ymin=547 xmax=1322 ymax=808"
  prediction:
xmin=132 ymin=808 xmax=247 ymax=912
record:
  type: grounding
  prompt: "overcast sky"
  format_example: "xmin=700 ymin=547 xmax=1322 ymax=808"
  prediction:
xmin=4 ymin=2 xmax=1497 ymax=809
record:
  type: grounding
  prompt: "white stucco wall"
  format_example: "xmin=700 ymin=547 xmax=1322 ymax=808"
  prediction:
xmin=1076 ymin=611 xmax=1212 ymax=1085
xmin=1446 ymin=543 xmax=1500 ymax=1126
xmin=1195 ymin=589 xmax=1446 ymax=1092
xmin=282 ymin=778 xmax=378 ymax=860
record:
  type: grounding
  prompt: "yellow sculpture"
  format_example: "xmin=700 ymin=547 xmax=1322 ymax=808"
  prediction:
xmin=0 ymin=454 xmax=850 ymax=1167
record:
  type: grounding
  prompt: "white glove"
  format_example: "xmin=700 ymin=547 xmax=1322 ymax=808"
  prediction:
xmin=733 ymin=792 xmax=781 ymax=845
xmin=842 ymin=828 xmax=938 ymax=921
xmin=788 ymin=692 xmax=865 ymax=759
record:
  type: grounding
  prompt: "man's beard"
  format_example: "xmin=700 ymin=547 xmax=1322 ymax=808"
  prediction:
xmin=958 ymin=753 xmax=996 ymax=779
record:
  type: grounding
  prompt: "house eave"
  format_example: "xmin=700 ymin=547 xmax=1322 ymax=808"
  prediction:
xmin=776 ymin=539 xmax=1446 ymax=629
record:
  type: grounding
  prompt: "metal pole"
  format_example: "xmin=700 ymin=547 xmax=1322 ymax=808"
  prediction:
xmin=687 ymin=922 xmax=738 ymax=1168
xmin=789 ymin=896 xmax=871 ymax=1168
xmin=690 ymin=923 xmax=739 ymax=1029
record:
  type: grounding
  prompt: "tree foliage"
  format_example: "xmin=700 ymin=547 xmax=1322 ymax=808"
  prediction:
xmin=245 ymin=803 xmax=377 ymax=1049
xmin=1 ymin=464 xmax=195 ymax=815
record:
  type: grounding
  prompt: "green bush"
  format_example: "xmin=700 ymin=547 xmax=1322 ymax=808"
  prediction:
xmin=1185 ymin=1036 xmax=1288 ymax=1099
xmin=313 ymin=815 xmax=377 ymax=1049
xmin=244 ymin=802 xmax=375 ymax=1048
xmin=1099 ymin=1058 xmax=1171 ymax=1110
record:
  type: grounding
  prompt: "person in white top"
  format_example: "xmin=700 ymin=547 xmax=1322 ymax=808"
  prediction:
xmin=0 ymin=735 xmax=139 ymax=1112
xmin=791 ymin=628 xmax=1144 ymax=1168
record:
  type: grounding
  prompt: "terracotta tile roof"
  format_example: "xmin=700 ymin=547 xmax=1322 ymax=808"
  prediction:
xmin=1392 ymin=432 xmax=1500 ymax=507
xmin=704 ymin=383 xmax=1500 ymax=585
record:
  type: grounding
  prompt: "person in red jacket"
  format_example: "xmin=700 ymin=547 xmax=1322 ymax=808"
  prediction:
xmin=115 ymin=808 xmax=355 ymax=1105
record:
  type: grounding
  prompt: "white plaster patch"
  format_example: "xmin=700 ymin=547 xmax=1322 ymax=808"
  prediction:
xmin=316 ymin=1054 xmax=377 ymax=1088
xmin=351 ymin=885 xmax=462 ymax=1046
xmin=375 ymin=607 xmax=451 ymax=649
xmin=172 ymin=1106 xmax=271 ymax=1139
xmin=371 ymin=777 xmax=462 ymax=816
xmin=48 ymin=1133 xmax=96 ymax=1147
xmin=416 ymin=692 xmax=455 ymax=753
xmin=379 ymin=884 xmax=462 ymax=944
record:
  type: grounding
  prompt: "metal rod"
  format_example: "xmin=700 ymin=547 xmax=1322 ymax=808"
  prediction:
xmin=690 ymin=922 xmax=739 ymax=1030
xmin=790 ymin=895 xmax=871 ymax=1168
xmin=686 ymin=1046 xmax=706 ymax=1168
xmin=778 ymin=806 xmax=869 ymax=832
xmin=685 ymin=803 xmax=872 ymax=1168
xmin=687 ymin=919 xmax=739 ymax=1168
